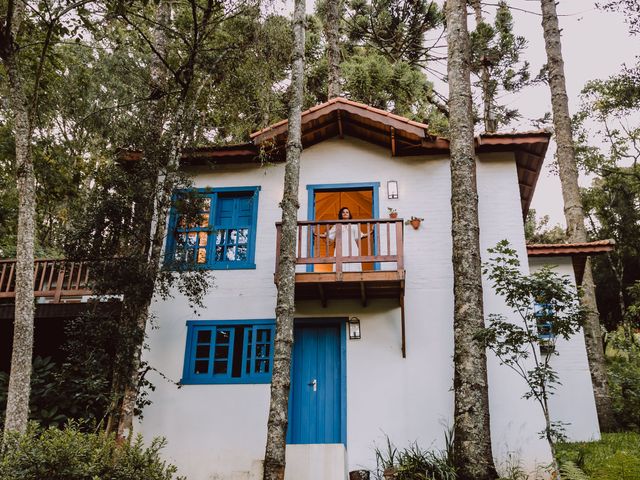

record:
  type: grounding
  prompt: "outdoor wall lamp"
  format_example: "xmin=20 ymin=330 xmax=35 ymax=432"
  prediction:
xmin=387 ymin=180 xmax=399 ymax=199
xmin=348 ymin=317 xmax=361 ymax=339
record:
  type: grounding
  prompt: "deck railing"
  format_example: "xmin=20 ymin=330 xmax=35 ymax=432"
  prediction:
xmin=275 ymin=218 xmax=404 ymax=276
xmin=0 ymin=259 xmax=92 ymax=302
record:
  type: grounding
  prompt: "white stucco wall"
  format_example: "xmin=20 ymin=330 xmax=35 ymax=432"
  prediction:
xmin=528 ymin=256 xmax=601 ymax=442
xmin=139 ymin=137 xmax=556 ymax=479
xmin=476 ymin=154 xmax=554 ymax=473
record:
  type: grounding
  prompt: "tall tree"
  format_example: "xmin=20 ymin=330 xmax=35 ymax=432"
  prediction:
xmin=323 ymin=0 xmax=343 ymax=98
xmin=262 ymin=0 xmax=305 ymax=477
xmin=445 ymin=1 xmax=498 ymax=479
xmin=540 ymin=0 xmax=617 ymax=432
xmin=0 ymin=0 xmax=35 ymax=435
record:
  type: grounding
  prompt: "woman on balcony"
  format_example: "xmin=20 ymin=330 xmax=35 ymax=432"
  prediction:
xmin=318 ymin=207 xmax=369 ymax=272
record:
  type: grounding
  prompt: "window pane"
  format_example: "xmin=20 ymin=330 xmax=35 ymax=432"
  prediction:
xmin=176 ymin=233 xmax=186 ymax=244
xmin=197 ymin=330 xmax=211 ymax=343
xmin=255 ymin=359 xmax=268 ymax=373
xmin=185 ymin=249 xmax=195 ymax=263
xmin=196 ymin=345 xmax=210 ymax=358
xmin=215 ymin=346 xmax=229 ymax=360
xmin=187 ymin=232 xmax=197 ymax=246
xmin=257 ymin=345 xmax=266 ymax=357
xmin=258 ymin=329 xmax=271 ymax=343
xmin=213 ymin=361 xmax=228 ymax=374
xmin=199 ymin=213 xmax=210 ymax=227
xmin=238 ymin=228 xmax=249 ymax=243
xmin=216 ymin=329 xmax=231 ymax=345
xmin=198 ymin=232 xmax=208 ymax=246
xmin=215 ymin=230 xmax=226 ymax=245
xmin=236 ymin=245 xmax=247 ymax=261
xmin=195 ymin=360 xmax=209 ymax=374
xmin=197 ymin=248 xmax=207 ymax=264
xmin=226 ymin=246 xmax=236 ymax=261
xmin=201 ymin=198 xmax=211 ymax=209
xmin=228 ymin=229 xmax=238 ymax=243
xmin=174 ymin=248 xmax=185 ymax=262
xmin=215 ymin=246 xmax=224 ymax=261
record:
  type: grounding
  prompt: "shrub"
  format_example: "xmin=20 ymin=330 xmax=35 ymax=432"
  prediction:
xmin=0 ymin=423 xmax=184 ymax=480
xmin=373 ymin=434 xmax=456 ymax=480
xmin=608 ymin=355 xmax=640 ymax=431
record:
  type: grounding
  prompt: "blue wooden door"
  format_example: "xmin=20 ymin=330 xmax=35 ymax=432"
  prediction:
xmin=287 ymin=324 xmax=342 ymax=444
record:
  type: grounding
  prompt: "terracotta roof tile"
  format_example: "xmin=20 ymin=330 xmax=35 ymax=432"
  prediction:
xmin=527 ymin=239 xmax=615 ymax=257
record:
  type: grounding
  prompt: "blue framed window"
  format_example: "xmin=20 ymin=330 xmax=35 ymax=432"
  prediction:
xmin=534 ymin=303 xmax=555 ymax=352
xmin=166 ymin=187 xmax=260 ymax=269
xmin=182 ymin=320 xmax=275 ymax=384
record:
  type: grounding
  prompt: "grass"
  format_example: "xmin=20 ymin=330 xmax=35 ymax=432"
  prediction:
xmin=556 ymin=432 xmax=640 ymax=480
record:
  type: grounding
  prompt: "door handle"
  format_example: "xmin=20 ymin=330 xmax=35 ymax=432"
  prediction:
xmin=308 ymin=379 xmax=317 ymax=392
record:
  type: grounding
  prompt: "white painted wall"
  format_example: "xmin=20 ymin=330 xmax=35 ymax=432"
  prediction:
xmin=477 ymin=154 xmax=553 ymax=473
xmin=139 ymin=138 xmax=566 ymax=479
xmin=528 ymin=256 xmax=601 ymax=442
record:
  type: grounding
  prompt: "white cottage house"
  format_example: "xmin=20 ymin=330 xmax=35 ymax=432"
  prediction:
xmin=137 ymin=98 xmax=610 ymax=480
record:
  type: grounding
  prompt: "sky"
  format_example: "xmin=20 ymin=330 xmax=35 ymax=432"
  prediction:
xmin=273 ymin=0 xmax=637 ymax=227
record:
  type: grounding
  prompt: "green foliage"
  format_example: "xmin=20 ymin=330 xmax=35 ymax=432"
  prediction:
xmin=373 ymin=434 xmax=456 ymax=480
xmin=524 ymin=209 xmax=567 ymax=245
xmin=469 ymin=1 xmax=533 ymax=130
xmin=0 ymin=423 xmax=183 ymax=480
xmin=0 ymin=357 xmax=67 ymax=429
xmin=556 ymin=432 xmax=640 ymax=480
xmin=303 ymin=0 xmax=447 ymax=128
xmin=478 ymin=240 xmax=585 ymax=450
xmin=606 ymin=327 xmax=640 ymax=431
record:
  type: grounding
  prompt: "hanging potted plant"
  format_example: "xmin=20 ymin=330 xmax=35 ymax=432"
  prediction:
xmin=405 ymin=216 xmax=424 ymax=230
xmin=387 ymin=207 xmax=398 ymax=219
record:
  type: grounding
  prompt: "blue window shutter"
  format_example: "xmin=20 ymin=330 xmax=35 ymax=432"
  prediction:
xmin=166 ymin=187 xmax=259 ymax=270
xmin=182 ymin=319 xmax=274 ymax=385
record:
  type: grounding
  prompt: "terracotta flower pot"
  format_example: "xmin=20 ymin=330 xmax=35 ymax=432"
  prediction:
xmin=389 ymin=212 xmax=398 ymax=219
xmin=410 ymin=219 xmax=421 ymax=229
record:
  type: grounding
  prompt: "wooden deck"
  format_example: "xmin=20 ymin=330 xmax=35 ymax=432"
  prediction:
xmin=0 ymin=259 xmax=92 ymax=303
xmin=275 ymin=218 xmax=405 ymax=304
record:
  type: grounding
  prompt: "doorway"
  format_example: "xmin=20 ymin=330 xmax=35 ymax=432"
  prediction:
xmin=307 ymin=183 xmax=380 ymax=272
xmin=287 ymin=320 xmax=346 ymax=444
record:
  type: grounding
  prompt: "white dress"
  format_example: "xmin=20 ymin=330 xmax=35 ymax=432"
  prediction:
xmin=327 ymin=223 xmax=362 ymax=272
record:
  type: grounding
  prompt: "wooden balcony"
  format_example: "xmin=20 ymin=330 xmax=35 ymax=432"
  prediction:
xmin=0 ymin=259 xmax=92 ymax=304
xmin=275 ymin=219 xmax=405 ymax=306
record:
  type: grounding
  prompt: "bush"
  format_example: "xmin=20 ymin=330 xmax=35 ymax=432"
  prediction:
xmin=556 ymin=432 xmax=640 ymax=480
xmin=373 ymin=434 xmax=456 ymax=480
xmin=0 ymin=423 xmax=184 ymax=480
xmin=608 ymin=355 xmax=640 ymax=431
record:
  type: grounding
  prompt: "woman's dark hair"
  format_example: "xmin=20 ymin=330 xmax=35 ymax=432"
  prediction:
xmin=338 ymin=207 xmax=352 ymax=219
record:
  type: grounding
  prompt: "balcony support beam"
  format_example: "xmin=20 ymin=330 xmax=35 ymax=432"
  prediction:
xmin=400 ymin=292 xmax=406 ymax=358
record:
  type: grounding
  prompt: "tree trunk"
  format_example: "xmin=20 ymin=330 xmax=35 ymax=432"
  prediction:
xmin=325 ymin=0 xmax=342 ymax=99
xmin=540 ymin=0 xmax=617 ymax=432
xmin=2 ymin=0 xmax=36 ymax=436
xmin=111 ymin=1 xmax=181 ymax=439
xmin=470 ymin=0 xmax=495 ymax=132
xmin=263 ymin=0 xmax=305 ymax=478
xmin=446 ymin=1 xmax=498 ymax=479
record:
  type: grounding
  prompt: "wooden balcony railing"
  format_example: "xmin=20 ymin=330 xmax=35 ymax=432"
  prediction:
xmin=0 ymin=259 xmax=92 ymax=303
xmin=275 ymin=218 xmax=404 ymax=276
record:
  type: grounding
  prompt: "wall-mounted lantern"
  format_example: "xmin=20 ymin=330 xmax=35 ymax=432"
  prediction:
xmin=348 ymin=317 xmax=361 ymax=339
xmin=387 ymin=180 xmax=399 ymax=199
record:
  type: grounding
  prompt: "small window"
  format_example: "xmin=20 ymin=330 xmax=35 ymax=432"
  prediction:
xmin=166 ymin=187 xmax=260 ymax=270
xmin=182 ymin=320 xmax=275 ymax=384
xmin=534 ymin=303 xmax=555 ymax=353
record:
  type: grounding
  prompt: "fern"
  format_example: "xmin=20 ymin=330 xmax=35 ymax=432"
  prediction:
xmin=560 ymin=461 xmax=590 ymax=480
